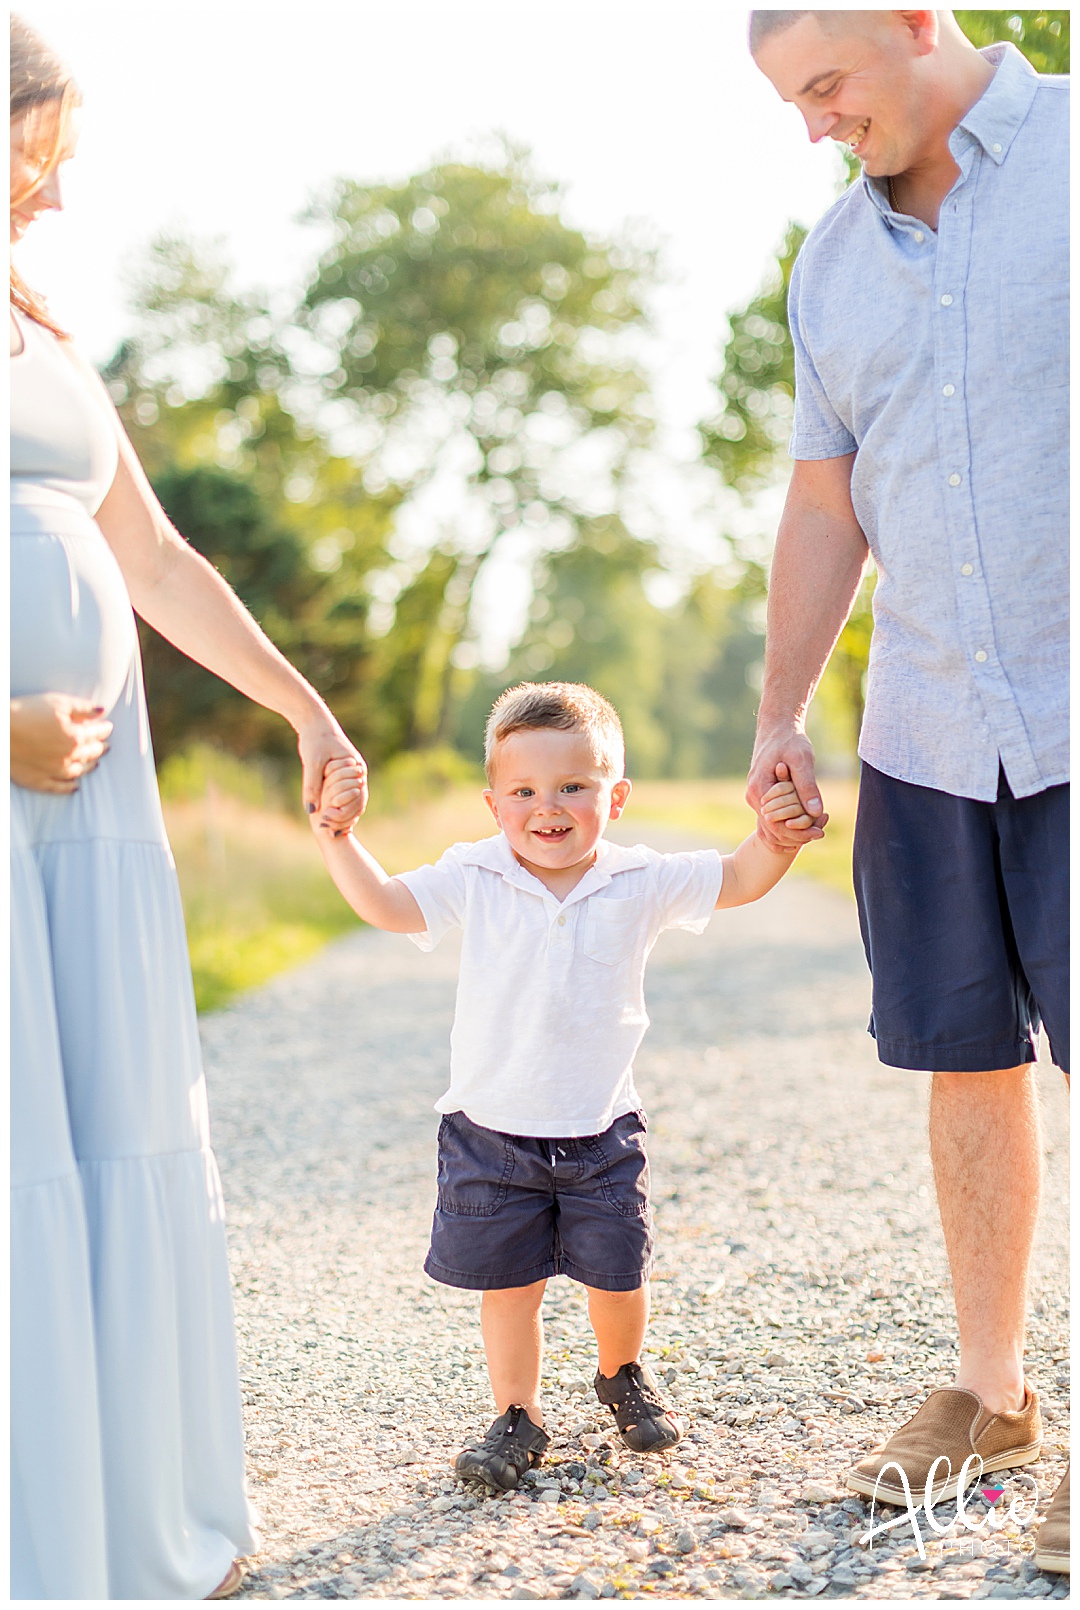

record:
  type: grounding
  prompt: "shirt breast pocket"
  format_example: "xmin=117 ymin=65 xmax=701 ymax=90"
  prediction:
xmin=1000 ymin=278 xmax=1068 ymax=392
xmin=583 ymin=898 xmax=640 ymax=965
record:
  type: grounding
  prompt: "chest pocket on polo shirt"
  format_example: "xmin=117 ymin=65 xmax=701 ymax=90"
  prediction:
xmin=583 ymin=897 xmax=640 ymax=965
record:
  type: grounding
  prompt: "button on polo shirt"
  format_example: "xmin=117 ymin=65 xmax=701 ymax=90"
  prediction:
xmin=397 ymin=833 xmax=723 ymax=1137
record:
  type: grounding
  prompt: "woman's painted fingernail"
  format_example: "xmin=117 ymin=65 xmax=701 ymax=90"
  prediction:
xmin=306 ymin=802 xmax=316 ymax=814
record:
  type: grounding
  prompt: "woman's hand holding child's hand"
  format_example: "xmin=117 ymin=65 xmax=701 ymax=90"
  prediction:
xmin=312 ymin=755 xmax=367 ymax=838
xmin=758 ymin=761 xmax=829 ymax=848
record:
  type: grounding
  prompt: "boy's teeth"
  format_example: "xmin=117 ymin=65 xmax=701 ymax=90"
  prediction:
xmin=849 ymin=120 xmax=869 ymax=148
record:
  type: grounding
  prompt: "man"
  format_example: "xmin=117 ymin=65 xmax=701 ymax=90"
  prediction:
xmin=746 ymin=10 xmax=1068 ymax=1572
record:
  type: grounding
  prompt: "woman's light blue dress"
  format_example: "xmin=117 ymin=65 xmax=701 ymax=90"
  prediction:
xmin=10 ymin=310 xmax=257 ymax=1599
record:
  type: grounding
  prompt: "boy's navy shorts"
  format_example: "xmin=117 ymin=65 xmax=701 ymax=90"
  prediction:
xmin=425 ymin=1109 xmax=653 ymax=1292
xmin=853 ymin=762 xmax=1069 ymax=1074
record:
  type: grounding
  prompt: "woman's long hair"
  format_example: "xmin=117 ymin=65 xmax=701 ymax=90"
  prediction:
xmin=10 ymin=14 xmax=81 ymax=337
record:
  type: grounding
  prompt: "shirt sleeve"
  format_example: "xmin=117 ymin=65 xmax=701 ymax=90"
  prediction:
xmin=787 ymin=248 xmax=858 ymax=461
xmin=654 ymin=849 xmax=725 ymax=935
xmin=394 ymin=843 xmax=470 ymax=952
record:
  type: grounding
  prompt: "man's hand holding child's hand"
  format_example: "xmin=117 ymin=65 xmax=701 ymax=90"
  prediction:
xmin=313 ymin=755 xmax=367 ymax=838
xmin=758 ymin=762 xmax=828 ymax=851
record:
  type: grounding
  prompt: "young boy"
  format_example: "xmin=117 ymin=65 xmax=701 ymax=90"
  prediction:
xmin=310 ymin=682 xmax=815 ymax=1490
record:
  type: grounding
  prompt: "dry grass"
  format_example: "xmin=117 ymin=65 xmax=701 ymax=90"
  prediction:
xmin=165 ymin=772 xmax=858 ymax=1012
xmin=164 ymin=791 xmax=359 ymax=1012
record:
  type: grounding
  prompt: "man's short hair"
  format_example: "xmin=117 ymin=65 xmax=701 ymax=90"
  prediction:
xmin=484 ymin=682 xmax=625 ymax=782
xmin=748 ymin=10 xmax=807 ymax=53
xmin=749 ymin=10 xmax=849 ymax=53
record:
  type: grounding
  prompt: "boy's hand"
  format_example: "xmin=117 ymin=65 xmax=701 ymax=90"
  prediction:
xmin=312 ymin=755 xmax=367 ymax=838
xmin=759 ymin=762 xmax=828 ymax=844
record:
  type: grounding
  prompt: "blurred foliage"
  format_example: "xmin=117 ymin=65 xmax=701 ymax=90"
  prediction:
xmin=699 ymin=11 xmax=1067 ymax=754
xmin=108 ymin=147 xmax=668 ymax=770
xmin=136 ymin=464 xmax=386 ymax=765
xmin=698 ymin=222 xmax=805 ymax=498
xmin=459 ymin=518 xmax=764 ymax=778
xmin=956 ymin=11 xmax=1068 ymax=71
xmin=300 ymin=151 xmax=655 ymax=752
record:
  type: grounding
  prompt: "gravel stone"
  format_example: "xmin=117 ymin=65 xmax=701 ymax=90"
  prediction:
xmin=199 ymin=834 xmax=1068 ymax=1600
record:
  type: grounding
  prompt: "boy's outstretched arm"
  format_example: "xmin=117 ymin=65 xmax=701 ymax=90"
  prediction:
xmin=310 ymin=758 xmax=426 ymax=933
xmin=715 ymin=765 xmax=812 ymax=910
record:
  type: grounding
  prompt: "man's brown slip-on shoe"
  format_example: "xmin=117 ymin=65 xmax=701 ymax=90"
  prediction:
xmin=1034 ymin=1466 xmax=1070 ymax=1574
xmin=846 ymin=1384 xmax=1042 ymax=1506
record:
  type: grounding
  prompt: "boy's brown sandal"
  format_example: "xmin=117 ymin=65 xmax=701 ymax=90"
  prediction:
xmin=455 ymin=1405 xmax=550 ymax=1492
xmin=1034 ymin=1466 xmax=1070 ymax=1575
xmin=595 ymin=1361 xmax=684 ymax=1454
xmin=846 ymin=1384 xmax=1042 ymax=1506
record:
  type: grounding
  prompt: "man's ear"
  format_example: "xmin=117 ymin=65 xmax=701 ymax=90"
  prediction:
xmin=609 ymin=778 xmax=632 ymax=819
xmin=483 ymin=787 xmax=501 ymax=826
xmin=896 ymin=10 xmax=939 ymax=57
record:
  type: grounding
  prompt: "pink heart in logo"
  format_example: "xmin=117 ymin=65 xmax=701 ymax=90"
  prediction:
xmin=981 ymin=1487 xmax=1004 ymax=1505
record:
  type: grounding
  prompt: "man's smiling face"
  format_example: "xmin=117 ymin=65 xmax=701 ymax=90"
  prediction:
xmin=753 ymin=12 xmax=932 ymax=178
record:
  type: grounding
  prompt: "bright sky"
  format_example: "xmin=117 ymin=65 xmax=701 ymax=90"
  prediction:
xmin=15 ymin=0 xmax=842 ymax=440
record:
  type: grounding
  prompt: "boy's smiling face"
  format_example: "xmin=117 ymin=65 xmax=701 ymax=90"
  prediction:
xmin=484 ymin=727 xmax=631 ymax=882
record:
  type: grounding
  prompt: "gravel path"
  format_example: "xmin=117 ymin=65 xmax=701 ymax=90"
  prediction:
xmin=202 ymin=827 xmax=1069 ymax=1601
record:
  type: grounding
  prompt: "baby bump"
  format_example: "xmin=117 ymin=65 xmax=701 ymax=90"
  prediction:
xmin=10 ymin=499 xmax=137 ymax=716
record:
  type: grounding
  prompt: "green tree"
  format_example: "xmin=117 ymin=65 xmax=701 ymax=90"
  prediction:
xmin=107 ymin=150 xmax=657 ymax=764
xmin=698 ymin=223 xmax=805 ymax=498
xmin=490 ymin=519 xmax=672 ymax=775
xmin=955 ymin=11 xmax=1068 ymax=72
xmin=460 ymin=525 xmax=764 ymax=780
xmin=135 ymin=465 xmax=389 ymax=764
xmin=300 ymin=147 xmax=655 ymax=749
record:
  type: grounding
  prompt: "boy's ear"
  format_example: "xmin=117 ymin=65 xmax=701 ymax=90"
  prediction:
xmin=483 ymin=788 xmax=500 ymax=826
xmin=609 ymin=778 xmax=632 ymax=819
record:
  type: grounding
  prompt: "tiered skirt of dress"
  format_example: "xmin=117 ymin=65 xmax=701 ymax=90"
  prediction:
xmin=11 ymin=488 xmax=257 ymax=1598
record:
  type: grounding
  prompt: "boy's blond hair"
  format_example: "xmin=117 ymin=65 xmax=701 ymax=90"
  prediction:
xmin=484 ymin=682 xmax=625 ymax=782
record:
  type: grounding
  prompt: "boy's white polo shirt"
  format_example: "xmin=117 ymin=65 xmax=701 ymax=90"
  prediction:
xmin=396 ymin=833 xmax=723 ymax=1138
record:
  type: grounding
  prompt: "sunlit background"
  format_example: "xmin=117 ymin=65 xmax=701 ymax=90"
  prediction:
xmin=11 ymin=4 xmax=1068 ymax=1003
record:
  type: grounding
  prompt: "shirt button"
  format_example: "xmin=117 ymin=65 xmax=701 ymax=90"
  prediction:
xmin=913 ymin=230 xmax=925 ymax=244
xmin=992 ymin=142 xmax=1002 ymax=154
xmin=961 ymin=563 xmax=974 ymax=576
xmin=974 ymin=650 xmax=988 ymax=663
xmin=557 ymin=915 xmax=566 ymax=927
xmin=943 ymin=383 xmax=955 ymax=397
xmin=940 ymin=293 xmax=954 ymax=306
xmin=948 ymin=473 xmax=962 ymax=487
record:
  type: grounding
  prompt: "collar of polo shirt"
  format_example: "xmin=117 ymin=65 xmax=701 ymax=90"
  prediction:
xmin=459 ymin=831 xmax=650 ymax=905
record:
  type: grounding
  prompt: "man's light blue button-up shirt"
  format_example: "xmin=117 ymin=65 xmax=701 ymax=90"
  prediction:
xmin=788 ymin=44 xmax=1068 ymax=801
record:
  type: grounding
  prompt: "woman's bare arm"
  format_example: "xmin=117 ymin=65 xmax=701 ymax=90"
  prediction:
xmin=63 ymin=343 xmax=366 ymax=816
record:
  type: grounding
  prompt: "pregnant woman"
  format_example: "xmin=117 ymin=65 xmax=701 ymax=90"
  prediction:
xmin=10 ymin=18 xmax=365 ymax=1599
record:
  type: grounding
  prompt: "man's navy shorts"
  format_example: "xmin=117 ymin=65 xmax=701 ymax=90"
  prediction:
xmin=425 ymin=1109 xmax=653 ymax=1292
xmin=853 ymin=762 xmax=1069 ymax=1074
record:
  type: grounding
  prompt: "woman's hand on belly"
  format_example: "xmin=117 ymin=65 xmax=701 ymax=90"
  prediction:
xmin=10 ymin=693 xmax=113 ymax=792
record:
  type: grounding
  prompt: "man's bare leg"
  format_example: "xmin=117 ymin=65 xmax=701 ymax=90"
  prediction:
xmin=929 ymin=1065 xmax=1042 ymax=1413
